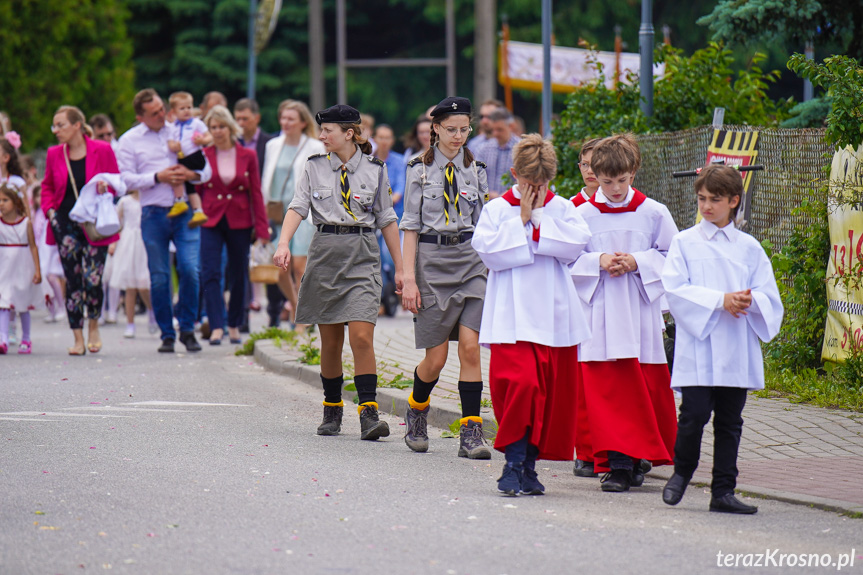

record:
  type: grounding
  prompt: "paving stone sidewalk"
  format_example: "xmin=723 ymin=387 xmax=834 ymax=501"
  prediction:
xmin=257 ymin=313 xmax=863 ymax=515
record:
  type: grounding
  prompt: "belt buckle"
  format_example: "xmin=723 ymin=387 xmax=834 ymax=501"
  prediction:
xmin=338 ymin=225 xmax=351 ymax=234
xmin=449 ymin=235 xmax=460 ymax=245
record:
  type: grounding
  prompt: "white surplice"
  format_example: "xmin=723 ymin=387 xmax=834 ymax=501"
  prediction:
xmin=661 ymin=219 xmax=784 ymax=390
xmin=472 ymin=187 xmax=592 ymax=347
xmin=572 ymin=187 xmax=678 ymax=363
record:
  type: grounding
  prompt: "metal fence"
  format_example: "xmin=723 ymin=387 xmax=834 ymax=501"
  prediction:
xmin=633 ymin=125 xmax=831 ymax=251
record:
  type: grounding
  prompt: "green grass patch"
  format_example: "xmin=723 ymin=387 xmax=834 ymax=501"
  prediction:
xmin=235 ymin=327 xmax=299 ymax=356
xmin=758 ymin=361 xmax=863 ymax=412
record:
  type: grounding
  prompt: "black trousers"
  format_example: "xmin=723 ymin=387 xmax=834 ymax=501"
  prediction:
xmin=51 ymin=213 xmax=108 ymax=330
xmin=673 ymin=386 xmax=747 ymax=498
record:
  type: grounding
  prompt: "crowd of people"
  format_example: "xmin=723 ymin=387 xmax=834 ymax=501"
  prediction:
xmin=0 ymin=92 xmax=783 ymax=512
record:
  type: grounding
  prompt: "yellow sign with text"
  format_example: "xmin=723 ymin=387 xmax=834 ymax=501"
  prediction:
xmin=821 ymin=145 xmax=863 ymax=362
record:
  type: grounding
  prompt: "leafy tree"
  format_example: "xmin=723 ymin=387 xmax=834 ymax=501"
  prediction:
xmin=552 ymin=42 xmax=791 ymax=196
xmin=699 ymin=0 xmax=863 ymax=61
xmin=787 ymin=54 xmax=863 ymax=150
xmin=0 ymin=0 xmax=135 ymax=151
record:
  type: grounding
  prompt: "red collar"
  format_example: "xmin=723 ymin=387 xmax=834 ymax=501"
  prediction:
xmin=588 ymin=188 xmax=647 ymax=213
xmin=501 ymin=188 xmax=555 ymax=207
xmin=501 ymin=188 xmax=555 ymax=242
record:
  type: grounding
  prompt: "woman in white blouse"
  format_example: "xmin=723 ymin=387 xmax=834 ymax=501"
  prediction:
xmin=261 ymin=100 xmax=325 ymax=329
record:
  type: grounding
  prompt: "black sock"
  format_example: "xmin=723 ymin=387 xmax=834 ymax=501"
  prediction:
xmin=321 ymin=374 xmax=344 ymax=404
xmin=458 ymin=380 xmax=483 ymax=418
xmin=411 ymin=368 xmax=438 ymax=404
xmin=354 ymin=374 xmax=377 ymax=405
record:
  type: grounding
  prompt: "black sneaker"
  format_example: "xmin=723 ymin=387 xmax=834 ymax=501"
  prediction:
xmin=179 ymin=331 xmax=202 ymax=352
xmin=317 ymin=404 xmax=343 ymax=436
xmin=458 ymin=419 xmax=491 ymax=459
xmin=404 ymin=405 xmax=429 ymax=452
xmin=497 ymin=462 xmax=523 ymax=496
xmin=158 ymin=338 xmax=175 ymax=353
xmin=573 ymin=459 xmax=598 ymax=477
xmin=600 ymin=469 xmax=632 ymax=492
xmin=359 ymin=403 xmax=390 ymax=441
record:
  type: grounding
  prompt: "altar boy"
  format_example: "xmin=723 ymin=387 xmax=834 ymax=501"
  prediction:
xmin=660 ymin=163 xmax=783 ymax=514
xmin=472 ymin=134 xmax=592 ymax=496
xmin=572 ymin=134 xmax=679 ymax=493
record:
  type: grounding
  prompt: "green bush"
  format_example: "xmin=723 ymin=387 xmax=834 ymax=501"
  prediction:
xmin=553 ymin=42 xmax=792 ymax=197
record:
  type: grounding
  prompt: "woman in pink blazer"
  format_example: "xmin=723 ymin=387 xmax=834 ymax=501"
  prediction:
xmin=197 ymin=106 xmax=268 ymax=345
xmin=42 ymin=105 xmax=121 ymax=355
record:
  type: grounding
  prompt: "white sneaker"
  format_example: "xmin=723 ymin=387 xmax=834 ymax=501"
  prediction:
xmin=123 ymin=325 xmax=136 ymax=338
xmin=43 ymin=313 xmax=57 ymax=323
xmin=148 ymin=320 xmax=158 ymax=334
xmin=106 ymin=312 xmax=118 ymax=324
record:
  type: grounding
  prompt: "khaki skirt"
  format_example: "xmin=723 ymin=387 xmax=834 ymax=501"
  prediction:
xmin=414 ymin=240 xmax=486 ymax=349
xmin=296 ymin=230 xmax=382 ymax=325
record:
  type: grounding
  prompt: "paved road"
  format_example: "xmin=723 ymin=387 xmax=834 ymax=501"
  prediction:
xmin=2 ymin=315 xmax=863 ymax=574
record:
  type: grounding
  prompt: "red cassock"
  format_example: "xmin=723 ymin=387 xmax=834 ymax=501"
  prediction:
xmin=580 ymin=359 xmax=677 ymax=472
xmin=489 ymin=341 xmax=580 ymax=461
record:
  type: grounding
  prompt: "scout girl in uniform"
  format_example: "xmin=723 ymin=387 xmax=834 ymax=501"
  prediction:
xmin=273 ymin=104 xmax=404 ymax=441
xmin=399 ymin=97 xmax=491 ymax=459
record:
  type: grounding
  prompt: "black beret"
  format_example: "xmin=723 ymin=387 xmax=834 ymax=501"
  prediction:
xmin=430 ymin=97 xmax=472 ymax=118
xmin=315 ymin=104 xmax=361 ymax=125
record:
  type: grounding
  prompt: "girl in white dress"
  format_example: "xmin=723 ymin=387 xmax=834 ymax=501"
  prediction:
xmin=107 ymin=190 xmax=154 ymax=338
xmin=0 ymin=185 xmax=45 ymax=354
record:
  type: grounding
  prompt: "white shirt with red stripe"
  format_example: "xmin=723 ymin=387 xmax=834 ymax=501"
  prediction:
xmin=472 ymin=185 xmax=592 ymax=348
xmin=572 ymin=186 xmax=678 ymax=363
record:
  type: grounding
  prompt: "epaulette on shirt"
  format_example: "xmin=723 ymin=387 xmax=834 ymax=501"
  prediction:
xmin=475 ymin=160 xmax=487 ymax=169
xmin=308 ymin=153 xmax=327 ymax=161
xmin=368 ymin=156 xmax=384 ymax=166
xmin=407 ymin=156 xmax=422 ymax=167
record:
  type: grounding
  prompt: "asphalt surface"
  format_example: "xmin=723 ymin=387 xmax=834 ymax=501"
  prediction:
xmin=2 ymin=316 xmax=863 ymax=575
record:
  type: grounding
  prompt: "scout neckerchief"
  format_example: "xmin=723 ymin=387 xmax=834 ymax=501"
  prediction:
xmin=501 ymin=187 xmax=554 ymax=242
xmin=339 ymin=163 xmax=358 ymax=221
xmin=443 ymin=162 xmax=462 ymax=225
xmin=587 ymin=188 xmax=647 ymax=214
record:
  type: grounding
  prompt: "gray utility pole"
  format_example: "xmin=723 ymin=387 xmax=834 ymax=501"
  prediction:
xmin=309 ymin=0 xmax=325 ymax=112
xmin=541 ymin=0 xmax=552 ymax=137
xmin=803 ymin=37 xmax=814 ymax=102
xmin=337 ymin=0 xmax=455 ymax=105
xmin=247 ymin=0 xmax=258 ymax=99
xmin=639 ymin=0 xmax=654 ymax=117
xmin=474 ymin=0 xmax=497 ymax=106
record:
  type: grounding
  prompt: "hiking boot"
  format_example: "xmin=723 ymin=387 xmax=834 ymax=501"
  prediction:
xmin=458 ymin=418 xmax=491 ymax=459
xmin=631 ymin=458 xmax=652 ymax=487
xmin=404 ymin=405 xmax=429 ymax=452
xmin=359 ymin=403 xmax=390 ymax=441
xmin=522 ymin=467 xmax=545 ymax=495
xmin=600 ymin=469 xmax=632 ymax=492
xmin=497 ymin=462 xmax=523 ymax=496
xmin=573 ymin=459 xmax=598 ymax=477
xmin=317 ymin=403 xmax=343 ymax=436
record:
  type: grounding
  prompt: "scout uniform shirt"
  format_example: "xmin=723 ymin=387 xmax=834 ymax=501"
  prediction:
xmin=400 ymin=147 xmax=489 ymax=235
xmin=289 ymin=146 xmax=397 ymax=230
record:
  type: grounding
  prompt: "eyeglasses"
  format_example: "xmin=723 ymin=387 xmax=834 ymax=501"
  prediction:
xmin=441 ymin=126 xmax=473 ymax=137
xmin=51 ymin=123 xmax=68 ymax=132
xmin=95 ymin=130 xmax=115 ymax=140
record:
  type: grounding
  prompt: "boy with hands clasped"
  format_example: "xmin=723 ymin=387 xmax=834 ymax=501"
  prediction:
xmin=660 ymin=163 xmax=783 ymax=514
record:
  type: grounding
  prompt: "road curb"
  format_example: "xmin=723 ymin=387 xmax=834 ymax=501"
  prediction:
xmin=253 ymin=339 xmax=470 ymax=434
xmin=255 ymin=338 xmax=863 ymax=517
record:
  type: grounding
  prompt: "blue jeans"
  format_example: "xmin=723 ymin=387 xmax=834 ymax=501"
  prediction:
xmin=141 ymin=205 xmax=200 ymax=340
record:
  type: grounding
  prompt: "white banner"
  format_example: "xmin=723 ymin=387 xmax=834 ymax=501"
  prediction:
xmin=500 ymin=41 xmax=665 ymax=92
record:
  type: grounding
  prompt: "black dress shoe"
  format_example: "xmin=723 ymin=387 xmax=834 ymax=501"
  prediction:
xmin=710 ymin=493 xmax=758 ymax=514
xmin=158 ymin=338 xmax=175 ymax=353
xmin=574 ymin=459 xmax=598 ymax=477
xmin=179 ymin=331 xmax=202 ymax=352
xmin=632 ymin=459 xmax=653 ymax=487
xmin=662 ymin=473 xmax=690 ymax=505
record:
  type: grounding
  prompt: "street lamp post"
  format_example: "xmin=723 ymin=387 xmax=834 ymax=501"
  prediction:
xmin=638 ymin=0 xmax=653 ymax=117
